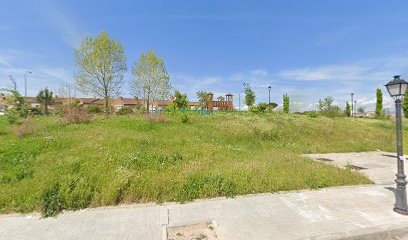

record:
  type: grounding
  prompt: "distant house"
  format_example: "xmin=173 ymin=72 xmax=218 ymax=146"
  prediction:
xmin=353 ymin=110 xmax=377 ymax=118
xmin=113 ymin=97 xmax=143 ymax=109
xmin=18 ymin=95 xmax=220 ymax=112
xmin=366 ymin=110 xmax=375 ymax=118
xmin=79 ymin=98 xmax=105 ymax=107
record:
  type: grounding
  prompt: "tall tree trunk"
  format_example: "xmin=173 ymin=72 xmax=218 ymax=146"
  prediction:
xmin=146 ymin=96 xmax=150 ymax=115
xmin=104 ymin=86 xmax=109 ymax=115
xmin=44 ymin=104 xmax=48 ymax=116
xmin=105 ymin=98 xmax=109 ymax=115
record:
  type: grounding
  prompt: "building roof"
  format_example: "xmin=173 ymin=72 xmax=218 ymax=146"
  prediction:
xmin=113 ymin=97 xmax=142 ymax=106
xmin=22 ymin=96 xmax=200 ymax=107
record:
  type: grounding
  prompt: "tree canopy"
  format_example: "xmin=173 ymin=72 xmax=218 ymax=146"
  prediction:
xmin=283 ymin=94 xmax=290 ymax=113
xmin=131 ymin=49 xmax=171 ymax=113
xmin=75 ymin=32 xmax=127 ymax=114
xmin=375 ymin=88 xmax=383 ymax=119
xmin=196 ymin=90 xmax=208 ymax=110
xmin=318 ymin=96 xmax=334 ymax=111
xmin=243 ymin=83 xmax=256 ymax=109
xmin=345 ymin=102 xmax=351 ymax=117
xmin=37 ymin=88 xmax=54 ymax=116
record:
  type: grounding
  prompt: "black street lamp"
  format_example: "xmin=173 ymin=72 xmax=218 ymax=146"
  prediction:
xmin=385 ymin=75 xmax=408 ymax=215
xmin=268 ymin=86 xmax=272 ymax=105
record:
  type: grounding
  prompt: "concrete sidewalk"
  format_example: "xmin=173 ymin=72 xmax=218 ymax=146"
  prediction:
xmin=1 ymin=151 xmax=408 ymax=240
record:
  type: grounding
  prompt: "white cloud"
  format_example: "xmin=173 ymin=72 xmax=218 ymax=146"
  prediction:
xmin=279 ymin=55 xmax=408 ymax=82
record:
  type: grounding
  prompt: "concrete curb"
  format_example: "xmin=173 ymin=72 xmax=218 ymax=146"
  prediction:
xmin=308 ymin=221 xmax=408 ymax=240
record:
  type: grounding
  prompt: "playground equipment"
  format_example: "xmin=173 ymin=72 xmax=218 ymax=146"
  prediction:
xmin=206 ymin=92 xmax=233 ymax=110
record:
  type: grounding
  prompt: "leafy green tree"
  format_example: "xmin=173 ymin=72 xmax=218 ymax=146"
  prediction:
xmin=345 ymin=102 xmax=351 ymax=117
xmin=375 ymin=88 xmax=383 ymax=119
xmin=403 ymin=90 xmax=408 ymax=118
xmin=196 ymin=90 xmax=208 ymax=110
xmin=243 ymin=83 xmax=256 ymax=109
xmin=357 ymin=107 xmax=365 ymax=114
xmin=318 ymin=96 xmax=345 ymax=118
xmin=318 ymin=96 xmax=334 ymax=111
xmin=75 ymin=32 xmax=127 ymax=115
xmin=283 ymin=93 xmax=290 ymax=113
xmin=131 ymin=49 xmax=171 ymax=113
xmin=1 ymin=89 xmax=28 ymax=124
xmin=37 ymin=88 xmax=54 ymax=116
xmin=173 ymin=90 xmax=188 ymax=110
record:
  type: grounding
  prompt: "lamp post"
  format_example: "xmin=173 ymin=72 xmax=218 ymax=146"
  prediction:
xmin=24 ymin=71 xmax=32 ymax=97
xmin=354 ymin=100 xmax=357 ymax=116
xmin=239 ymin=93 xmax=241 ymax=111
xmin=351 ymin=93 xmax=354 ymax=117
xmin=385 ymin=75 xmax=408 ymax=215
xmin=268 ymin=86 xmax=272 ymax=105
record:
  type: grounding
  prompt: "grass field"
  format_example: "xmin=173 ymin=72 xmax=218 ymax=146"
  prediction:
xmin=0 ymin=112 xmax=403 ymax=216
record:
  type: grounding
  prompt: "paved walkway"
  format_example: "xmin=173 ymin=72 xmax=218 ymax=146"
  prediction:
xmin=306 ymin=151 xmax=399 ymax=185
xmin=2 ymin=151 xmax=408 ymax=240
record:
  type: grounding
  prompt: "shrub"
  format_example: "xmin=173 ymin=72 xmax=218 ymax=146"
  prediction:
xmin=116 ymin=106 xmax=133 ymax=115
xmin=41 ymin=182 xmax=63 ymax=217
xmin=180 ymin=113 xmax=190 ymax=123
xmin=252 ymin=103 xmax=268 ymax=113
xmin=320 ymin=106 xmax=345 ymax=118
xmin=11 ymin=115 xmax=37 ymax=137
xmin=307 ymin=111 xmax=319 ymax=118
xmin=86 ymin=105 xmax=103 ymax=114
xmin=268 ymin=103 xmax=278 ymax=111
xmin=61 ymin=106 xmax=94 ymax=124
xmin=3 ymin=89 xmax=29 ymax=124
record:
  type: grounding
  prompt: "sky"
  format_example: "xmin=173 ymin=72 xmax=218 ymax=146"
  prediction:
xmin=1 ymin=0 xmax=408 ymax=112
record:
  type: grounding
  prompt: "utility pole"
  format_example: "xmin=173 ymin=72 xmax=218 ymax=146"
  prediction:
xmin=354 ymin=100 xmax=357 ymax=116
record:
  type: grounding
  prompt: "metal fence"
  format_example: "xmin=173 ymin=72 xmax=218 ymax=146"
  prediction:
xmin=154 ymin=109 xmax=236 ymax=116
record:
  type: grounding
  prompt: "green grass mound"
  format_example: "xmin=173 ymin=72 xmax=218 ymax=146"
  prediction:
xmin=0 ymin=112 xmax=400 ymax=216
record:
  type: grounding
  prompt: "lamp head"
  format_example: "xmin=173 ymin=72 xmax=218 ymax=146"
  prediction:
xmin=385 ymin=75 xmax=408 ymax=99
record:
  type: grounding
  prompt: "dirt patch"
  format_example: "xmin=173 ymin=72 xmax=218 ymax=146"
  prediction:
xmin=168 ymin=221 xmax=218 ymax=240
